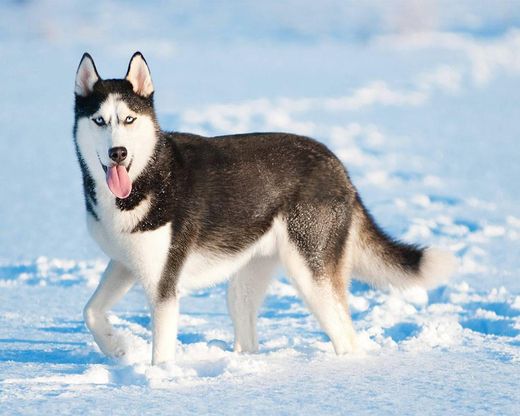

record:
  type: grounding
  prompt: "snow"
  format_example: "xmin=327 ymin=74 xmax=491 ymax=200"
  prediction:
xmin=1 ymin=259 xmax=519 ymax=413
xmin=1 ymin=1 xmax=519 ymax=414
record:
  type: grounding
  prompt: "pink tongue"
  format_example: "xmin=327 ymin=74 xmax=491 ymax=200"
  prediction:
xmin=106 ymin=165 xmax=132 ymax=199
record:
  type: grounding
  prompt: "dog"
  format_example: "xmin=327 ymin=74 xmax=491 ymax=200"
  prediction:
xmin=74 ymin=52 xmax=456 ymax=365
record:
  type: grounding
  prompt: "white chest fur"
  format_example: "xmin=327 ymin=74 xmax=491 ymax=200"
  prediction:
xmin=87 ymin=189 xmax=171 ymax=298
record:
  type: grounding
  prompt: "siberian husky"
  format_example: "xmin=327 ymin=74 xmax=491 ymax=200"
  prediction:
xmin=74 ymin=52 xmax=456 ymax=365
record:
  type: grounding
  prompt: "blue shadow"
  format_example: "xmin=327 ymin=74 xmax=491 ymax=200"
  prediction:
xmin=384 ymin=322 xmax=421 ymax=342
xmin=461 ymin=319 xmax=520 ymax=337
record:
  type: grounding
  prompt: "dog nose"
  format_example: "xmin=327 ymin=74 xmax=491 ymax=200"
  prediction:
xmin=108 ymin=147 xmax=127 ymax=163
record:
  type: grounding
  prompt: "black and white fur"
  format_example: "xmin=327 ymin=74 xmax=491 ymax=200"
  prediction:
xmin=74 ymin=52 xmax=456 ymax=365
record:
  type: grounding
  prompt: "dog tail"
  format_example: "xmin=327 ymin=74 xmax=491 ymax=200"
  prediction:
xmin=349 ymin=195 xmax=456 ymax=289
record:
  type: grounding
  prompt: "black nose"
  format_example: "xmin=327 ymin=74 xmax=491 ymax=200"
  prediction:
xmin=108 ymin=147 xmax=127 ymax=163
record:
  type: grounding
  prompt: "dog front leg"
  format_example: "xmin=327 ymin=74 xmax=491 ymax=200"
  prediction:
xmin=151 ymin=296 xmax=179 ymax=365
xmin=84 ymin=260 xmax=137 ymax=358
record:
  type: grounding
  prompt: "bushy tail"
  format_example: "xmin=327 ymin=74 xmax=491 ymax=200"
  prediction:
xmin=350 ymin=196 xmax=457 ymax=289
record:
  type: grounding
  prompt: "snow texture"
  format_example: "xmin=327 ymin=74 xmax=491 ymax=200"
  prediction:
xmin=0 ymin=1 xmax=519 ymax=414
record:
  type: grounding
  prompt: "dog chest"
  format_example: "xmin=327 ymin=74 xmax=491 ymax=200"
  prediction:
xmin=87 ymin=201 xmax=172 ymax=291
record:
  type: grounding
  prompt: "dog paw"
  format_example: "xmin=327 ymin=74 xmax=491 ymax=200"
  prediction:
xmin=94 ymin=333 xmax=128 ymax=360
xmin=111 ymin=347 xmax=127 ymax=359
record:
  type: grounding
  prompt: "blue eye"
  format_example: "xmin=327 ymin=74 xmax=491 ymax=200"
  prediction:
xmin=92 ymin=116 xmax=106 ymax=126
xmin=124 ymin=115 xmax=136 ymax=124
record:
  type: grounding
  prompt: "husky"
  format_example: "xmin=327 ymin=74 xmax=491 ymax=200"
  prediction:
xmin=74 ymin=52 xmax=456 ymax=365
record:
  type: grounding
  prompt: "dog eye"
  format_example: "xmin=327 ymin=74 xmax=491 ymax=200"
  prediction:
xmin=124 ymin=116 xmax=136 ymax=125
xmin=92 ymin=116 xmax=106 ymax=126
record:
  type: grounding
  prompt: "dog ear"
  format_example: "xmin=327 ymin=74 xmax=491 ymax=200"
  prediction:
xmin=75 ymin=53 xmax=100 ymax=96
xmin=125 ymin=52 xmax=154 ymax=97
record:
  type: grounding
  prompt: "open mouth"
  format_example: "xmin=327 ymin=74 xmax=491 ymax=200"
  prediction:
xmin=97 ymin=155 xmax=134 ymax=199
xmin=98 ymin=155 xmax=133 ymax=174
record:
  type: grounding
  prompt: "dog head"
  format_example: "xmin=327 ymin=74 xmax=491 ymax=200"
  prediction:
xmin=74 ymin=52 xmax=158 ymax=199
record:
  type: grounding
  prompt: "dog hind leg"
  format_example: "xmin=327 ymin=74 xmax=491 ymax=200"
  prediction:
xmin=282 ymin=253 xmax=358 ymax=354
xmin=279 ymin=207 xmax=358 ymax=354
xmin=227 ymin=255 xmax=277 ymax=353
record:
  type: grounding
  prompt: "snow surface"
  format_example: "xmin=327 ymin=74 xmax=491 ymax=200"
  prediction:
xmin=1 ymin=1 xmax=519 ymax=414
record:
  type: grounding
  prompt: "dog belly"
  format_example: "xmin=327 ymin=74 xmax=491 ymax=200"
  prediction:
xmin=178 ymin=250 xmax=253 ymax=291
xmin=178 ymin=222 xmax=281 ymax=291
